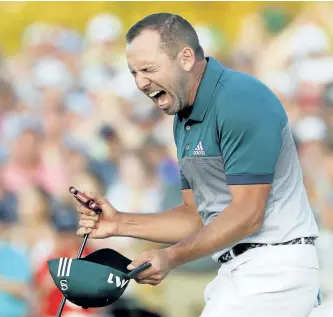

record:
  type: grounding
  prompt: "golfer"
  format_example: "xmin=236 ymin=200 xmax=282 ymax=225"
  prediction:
xmin=77 ymin=13 xmax=320 ymax=317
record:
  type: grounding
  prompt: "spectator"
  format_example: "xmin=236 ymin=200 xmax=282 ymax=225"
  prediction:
xmin=89 ymin=124 xmax=122 ymax=190
xmin=2 ymin=117 xmax=47 ymax=195
xmin=0 ymin=4 xmax=332 ymax=316
xmin=106 ymin=149 xmax=161 ymax=215
xmin=40 ymin=104 xmax=70 ymax=198
xmin=141 ymin=136 xmax=182 ymax=210
xmin=0 ymin=203 xmax=33 ymax=317
xmin=34 ymin=207 xmax=98 ymax=317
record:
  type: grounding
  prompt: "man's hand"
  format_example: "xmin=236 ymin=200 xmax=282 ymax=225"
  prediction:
xmin=127 ymin=249 xmax=175 ymax=286
xmin=76 ymin=191 xmax=119 ymax=239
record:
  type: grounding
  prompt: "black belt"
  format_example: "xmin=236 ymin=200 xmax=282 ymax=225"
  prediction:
xmin=218 ymin=237 xmax=316 ymax=264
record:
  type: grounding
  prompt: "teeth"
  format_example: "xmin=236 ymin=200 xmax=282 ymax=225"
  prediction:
xmin=148 ymin=90 xmax=161 ymax=98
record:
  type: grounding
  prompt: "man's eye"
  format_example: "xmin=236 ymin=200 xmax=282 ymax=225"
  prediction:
xmin=143 ymin=68 xmax=155 ymax=73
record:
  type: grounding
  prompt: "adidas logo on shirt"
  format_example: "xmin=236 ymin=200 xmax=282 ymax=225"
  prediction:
xmin=193 ymin=141 xmax=205 ymax=155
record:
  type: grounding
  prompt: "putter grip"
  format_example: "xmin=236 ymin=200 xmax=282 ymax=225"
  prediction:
xmin=69 ymin=186 xmax=102 ymax=214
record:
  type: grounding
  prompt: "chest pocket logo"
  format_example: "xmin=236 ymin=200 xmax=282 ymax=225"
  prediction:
xmin=193 ymin=141 xmax=205 ymax=156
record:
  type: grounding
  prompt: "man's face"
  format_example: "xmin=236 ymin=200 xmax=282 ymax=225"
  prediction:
xmin=126 ymin=30 xmax=189 ymax=115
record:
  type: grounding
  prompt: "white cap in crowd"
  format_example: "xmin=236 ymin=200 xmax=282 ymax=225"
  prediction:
xmin=293 ymin=116 xmax=328 ymax=143
xmin=289 ymin=23 xmax=330 ymax=59
xmin=21 ymin=22 xmax=57 ymax=48
xmin=262 ymin=71 xmax=295 ymax=98
xmin=85 ymin=13 xmax=123 ymax=43
xmin=291 ymin=57 xmax=333 ymax=85
xmin=195 ymin=24 xmax=221 ymax=57
xmin=33 ymin=58 xmax=73 ymax=92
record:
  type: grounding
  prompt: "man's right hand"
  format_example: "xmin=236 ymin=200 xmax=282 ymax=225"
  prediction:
xmin=76 ymin=191 xmax=119 ymax=239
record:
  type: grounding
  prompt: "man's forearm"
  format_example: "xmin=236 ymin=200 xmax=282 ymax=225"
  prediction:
xmin=166 ymin=202 xmax=263 ymax=267
xmin=116 ymin=204 xmax=203 ymax=244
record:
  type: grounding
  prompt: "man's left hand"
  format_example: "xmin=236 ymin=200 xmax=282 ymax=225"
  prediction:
xmin=127 ymin=248 xmax=175 ymax=286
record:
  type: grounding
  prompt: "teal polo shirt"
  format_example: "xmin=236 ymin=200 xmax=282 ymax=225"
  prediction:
xmin=173 ymin=57 xmax=318 ymax=262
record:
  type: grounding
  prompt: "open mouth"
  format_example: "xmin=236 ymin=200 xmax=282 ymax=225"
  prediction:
xmin=148 ymin=90 xmax=168 ymax=107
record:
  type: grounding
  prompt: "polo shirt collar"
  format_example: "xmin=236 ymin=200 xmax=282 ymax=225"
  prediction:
xmin=177 ymin=57 xmax=225 ymax=122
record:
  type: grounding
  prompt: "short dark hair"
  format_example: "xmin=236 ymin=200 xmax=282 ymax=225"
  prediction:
xmin=126 ymin=13 xmax=204 ymax=60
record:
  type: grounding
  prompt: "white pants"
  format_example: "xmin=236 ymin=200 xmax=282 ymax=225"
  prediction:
xmin=309 ymin=294 xmax=333 ymax=317
xmin=200 ymin=244 xmax=320 ymax=317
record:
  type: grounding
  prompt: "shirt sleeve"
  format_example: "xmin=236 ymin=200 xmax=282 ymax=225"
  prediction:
xmin=180 ymin=168 xmax=191 ymax=190
xmin=218 ymin=89 xmax=284 ymax=185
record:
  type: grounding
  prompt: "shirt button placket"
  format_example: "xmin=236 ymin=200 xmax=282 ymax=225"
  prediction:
xmin=185 ymin=123 xmax=190 ymax=152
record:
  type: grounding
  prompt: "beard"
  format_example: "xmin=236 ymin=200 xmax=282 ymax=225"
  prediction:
xmin=168 ymin=71 xmax=189 ymax=115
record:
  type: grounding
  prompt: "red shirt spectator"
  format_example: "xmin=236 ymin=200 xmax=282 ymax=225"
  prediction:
xmin=34 ymin=243 xmax=99 ymax=317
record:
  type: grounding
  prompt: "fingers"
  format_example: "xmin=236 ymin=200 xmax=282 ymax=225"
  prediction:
xmin=80 ymin=213 xmax=99 ymax=221
xmin=77 ymin=227 xmax=93 ymax=237
xmin=136 ymin=278 xmax=160 ymax=286
xmin=135 ymin=272 xmax=163 ymax=286
xmin=77 ymin=203 xmax=95 ymax=216
xmin=81 ymin=190 xmax=110 ymax=206
xmin=127 ymin=252 xmax=151 ymax=270
xmin=79 ymin=219 xmax=99 ymax=230
xmin=74 ymin=190 xmax=116 ymax=219
xmin=133 ymin=266 xmax=156 ymax=281
xmin=77 ymin=213 xmax=99 ymax=237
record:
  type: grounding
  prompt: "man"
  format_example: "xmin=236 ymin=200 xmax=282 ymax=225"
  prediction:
xmin=77 ymin=13 xmax=320 ymax=317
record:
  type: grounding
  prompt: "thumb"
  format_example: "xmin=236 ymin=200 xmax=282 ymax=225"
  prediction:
xmin=127 ymin=258 xmax=147 ymax=271
xmin=82 ymin=191 xmax=116 ymax=217
xmin=82 ymin=191 xmax=109 ymax=206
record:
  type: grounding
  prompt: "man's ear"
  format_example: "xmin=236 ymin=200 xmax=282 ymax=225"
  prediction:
xmin=178 ymin=47 xmax=196 ymax=72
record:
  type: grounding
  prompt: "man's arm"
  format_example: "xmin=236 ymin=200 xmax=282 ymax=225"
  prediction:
xmin=77 ymin=188 xmax=203 ymax=244
xmin=116 ymin=189 xmax=203 ymax=244
xmin=166 ymin=184 xmax=270 ymax=267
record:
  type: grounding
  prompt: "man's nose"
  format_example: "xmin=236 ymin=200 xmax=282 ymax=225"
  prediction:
xmin=136 ymin=74 xmax=151 ymax=91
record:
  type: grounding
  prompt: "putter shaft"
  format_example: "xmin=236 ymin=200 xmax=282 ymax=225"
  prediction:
xmin=77 ymin=234 xmax=89 ymax=258
xmin=55 ymin=234 xmax=89 ymax=317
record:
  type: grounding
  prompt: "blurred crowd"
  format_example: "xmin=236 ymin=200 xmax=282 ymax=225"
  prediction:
xmin=0 ymin=3 xmax=333 ymax=317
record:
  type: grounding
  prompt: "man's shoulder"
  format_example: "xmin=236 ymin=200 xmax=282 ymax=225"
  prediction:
xmin=214 ymin=68 xmax=287 ymax=126
xmin=216 ymin=68 xmax=273 ymax=96
xmin=209 ymin=68 xmax=268 ymax=112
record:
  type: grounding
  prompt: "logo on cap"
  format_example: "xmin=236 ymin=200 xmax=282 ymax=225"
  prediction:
xmin=57 ymin=258 xmax=73 ymax=277
xmin=107 ymin=273 xmax=129 ymax=289
xmin=60 ymin=279 xmax=68 ymax=291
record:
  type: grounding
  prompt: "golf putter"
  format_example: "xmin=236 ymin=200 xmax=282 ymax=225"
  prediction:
xmin=55 ymin=187 xmax=152 ymax=316
xmin=55 ymin=187 xmax=102 ymax=317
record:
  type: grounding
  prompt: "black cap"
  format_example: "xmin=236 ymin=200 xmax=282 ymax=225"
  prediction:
xmin=50 ymin=201 xmax=78 ymax=233
xmin=99 ymin=124 xmax=117 ymax=139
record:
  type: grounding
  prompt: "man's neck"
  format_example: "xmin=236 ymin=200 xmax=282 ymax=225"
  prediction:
xmin=188 ymin=59 xmax=208 ymax=106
